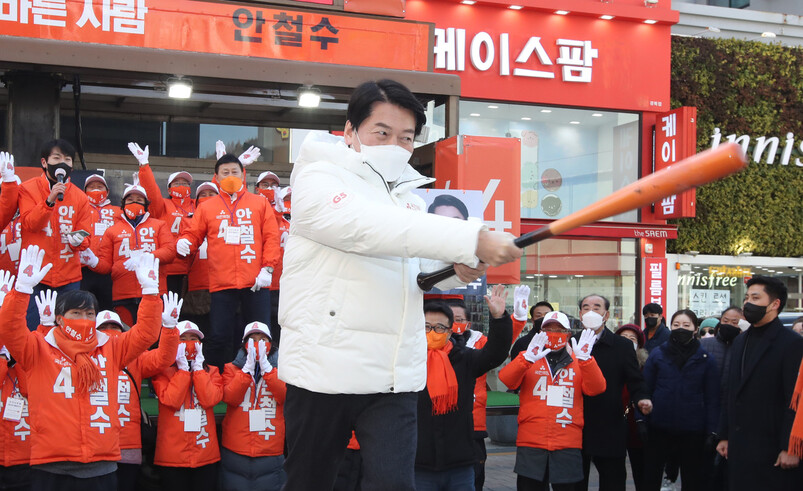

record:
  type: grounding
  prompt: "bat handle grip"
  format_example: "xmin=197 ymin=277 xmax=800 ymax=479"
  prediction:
xmin=417 ymin=265 xmax=457 ymax=291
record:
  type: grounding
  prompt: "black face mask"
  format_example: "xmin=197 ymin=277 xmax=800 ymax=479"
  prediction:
xmin=717 ymin=323 xmax=741 ymax=343
xmin=645 ymin=317 xmax=659 ymax=329
xmin=669 ymin=328 xmax=694 ymax=345
xmin=46 ymin=162 xmax=72 ymax=183
xmin=742 ymin=302 xmax=768 ymax=325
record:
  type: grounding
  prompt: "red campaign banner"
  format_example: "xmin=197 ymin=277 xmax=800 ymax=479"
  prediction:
xmin=643 ymin=257 xmax=667 ymax=309
xmin=0 ymin=0 xmax=431 ymax=72
xmin=654 ymin=107 xmax=697 ymax=219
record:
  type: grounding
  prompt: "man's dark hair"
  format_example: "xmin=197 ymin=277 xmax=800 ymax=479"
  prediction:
xmin=40 ymin=139 xmax=76 ymax=162
xmin=215 ymin=153 xmax=243 ymax=174
xmin=721 ymin=306 xmax=743 ymax=317
xmin=55 ymin=290 xmax=99 ymax=317
xmin=670 ymin=309 xmax=699 ymax=329
xmin=428 ymin=194 xmax=469 ymax=220
xmin=578 ymin=294 xmax=610 ymax=312
xmin=746 ymin=275 xmax=788 ymax=311
xmin=347 ymin=80 xmax=426 ymax=136
xmin=444 ymin=297 xmax=468 ymax=314
xmin=424 ymin=300 xmax=454 ymax=327
xmin=642 ymin=303 xmax=663 ymax=315
xmin=529 ymin=301 xmax=554 ymax=318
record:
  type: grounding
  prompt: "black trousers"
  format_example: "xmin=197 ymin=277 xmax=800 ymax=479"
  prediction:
xmin=30 ymin=469 xmax=116 ymax=491
xmin=577 ymin=454 xmax=626 ymax=491
xmin=115 ymin=463 xmax=139 ymax=491
xmin=334 ymin=449 xmax=362 ymax=491
xmin=473 ymin=434 xmax=487 ymax=491
xmin=627 ymin=446 xmax=646 ymax=491
xmin=269 ymin=289 xmax=281 ymax=346
xmin=0 ymin=464 xmax=30 ymax=491
xmin=158 ymin=464 xmax=218 ymax=491
xmin=166 ymin=274 xmax=187 ymax=297
xmin=643 ymin=429 xmax=705 ymax=491
xmin=80 ymin=267 xmax=113 ymax=312
xmin=519 ymin=469 xmax=577 ymax=491
xmin=283 ymin=385 xmax=417 ymax=491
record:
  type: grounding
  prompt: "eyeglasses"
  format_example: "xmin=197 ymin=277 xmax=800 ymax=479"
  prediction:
xmin=425 ymin=323 xmax=450 ymax=334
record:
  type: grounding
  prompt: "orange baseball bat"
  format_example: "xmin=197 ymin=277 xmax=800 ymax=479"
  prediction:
xmin=417 ymin=142 xmax=748 ymax=291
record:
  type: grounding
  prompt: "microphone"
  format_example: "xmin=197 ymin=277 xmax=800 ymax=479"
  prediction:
xmin=54 ymin=168 xmax=66 ymax=202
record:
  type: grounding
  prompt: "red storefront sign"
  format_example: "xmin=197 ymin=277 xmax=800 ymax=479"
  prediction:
xmin=405 ymin=0 xmax=675 ymax=112
xmin=0 ymin=0 xmax=431 ymax=71
xmin=654 ymin=107 xmax=697 ymax=219
xmin=643 ymin=257 xmax=667 ymax=308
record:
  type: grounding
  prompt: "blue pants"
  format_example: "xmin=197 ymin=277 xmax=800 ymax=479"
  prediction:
xmin=415 ymin=465 xmax=475 ymax=491
xmin=207 ymin=287 xmax=271 ymax=369
xmin=25 ymin=281 xmax=80 ymax=331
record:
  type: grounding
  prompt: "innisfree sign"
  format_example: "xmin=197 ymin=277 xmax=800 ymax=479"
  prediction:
xmin=711 ymin=127 xmax=803 ymax=167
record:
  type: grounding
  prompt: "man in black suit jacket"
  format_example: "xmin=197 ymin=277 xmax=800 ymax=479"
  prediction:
xmin=575 ymin=294 xmax=652 ymax=491
xmin=717 ymin=276 xmax=803 ymax=490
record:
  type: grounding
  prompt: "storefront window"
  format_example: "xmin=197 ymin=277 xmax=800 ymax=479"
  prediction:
xmin=458 ymin=101 xmax=640 ymax=222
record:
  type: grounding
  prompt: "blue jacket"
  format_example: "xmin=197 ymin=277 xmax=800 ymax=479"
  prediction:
xmin=644 ymin=323 xmax=670 ymax=353
xmin=643 ymin=342 xmax=720 ymax=434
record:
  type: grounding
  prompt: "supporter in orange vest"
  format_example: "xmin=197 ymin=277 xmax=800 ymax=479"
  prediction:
xmin=220 ymin=321 xmax=286 ymax=490
xmin=128 ymin=142 xmax=195 ymax=297
xmin=95 ymin=301 xmax=180 ymax=491
xmin=176 ymin=154 xmax=281 ymax=369
xmin=254 ymin=171 xmax=289 ymax=345
xmin=0 ymin=343 xmax=30 ymax=490
xmin=499 ymin=311 xmax=606 ymax=490
xmin=0 ymin=246 xmax=162 ymax=489
xmin=82 ymin=184 xmax=176 ymax=326
xmin=18 ymin=140 xmax=92 ymax=331
xmin=152 ymin=320 xmax=223 ymax=491
xmin=0 ymin=213 xmax=22 ymax=277
xmin=0 ymin=152 xmax=20 ymax=242
xmin=80 ymin=174 xmax=121 ymax=312
xmin=182 ymin=182 xmax=219 ymax=338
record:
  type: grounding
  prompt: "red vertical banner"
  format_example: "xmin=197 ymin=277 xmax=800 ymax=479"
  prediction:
xmin=654 ymin=107 xmax=697 ymax=219
xmin=643 ymin=257 xmax=667 ymax=309
xmin=434 ymin=135 xmax=522 ymax=285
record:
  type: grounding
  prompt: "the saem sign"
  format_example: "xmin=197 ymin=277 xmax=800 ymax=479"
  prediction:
xmin=710 ymin=128 xmax=803 ymax=167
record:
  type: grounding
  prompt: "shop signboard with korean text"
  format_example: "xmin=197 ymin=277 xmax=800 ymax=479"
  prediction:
xmin=654 ymin=107 xmax=697 ymax=219
xmin=642 ymin=257 xmax=667 ymax=309
xmin=0 ymin=0 xmax=431 ymax=71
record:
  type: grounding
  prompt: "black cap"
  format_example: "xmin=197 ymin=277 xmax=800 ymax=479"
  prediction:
xmin=642 ymin=303 xmax=663 ymax=315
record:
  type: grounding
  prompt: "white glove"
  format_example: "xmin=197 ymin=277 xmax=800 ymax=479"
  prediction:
xmin=215 ymin=140 xmax=226 ymax=160
xmin=238 ymin=146 xmax=261 ymax=166
xmin=135 ymin=253 xmax=159 ymax=295
xmin=67 ymin=232 xmax=85 ymax=248
xmin=15 ymin=246 xmax=53 ymax=294
xmin=571 ymin=329 xmax=597 ymax=361
xmin=35 ymin=289 xmax=57 ymax=326
xmin=0 ymin=152 xmax=15 ymax=183
xmin=513 ymin=285 xmax=531 ymax=321
xmin=123 ymin=255 xmax=140 ymax=272
xmin=192 ymin=344 xmax=205 ymax=372
xmin=161 ymin=292 xmax=183 ymax=328
xmin=0 ymin=346 xmax=9 ymax=360
xmin=258 ymin=339 xmax=272 ymax=373
xmin=250 ymin=267 xmax=272 ymax=292
xmin=176 ymin=344 xmax=190 ymax=371
xmin=523 ymin=332 xmax=551 ymax=363
xmin=127 ymin=142 xmax=149 ymax=166
xmin=0 ymin=270 xmax=15 ymax=306
xmin=79 ymin=248 xmax=99 ymax=268
xmin=176 ymin=238 xmax=192 ymax=257
xmin=242 ymin=339 xmax=256 ymax=375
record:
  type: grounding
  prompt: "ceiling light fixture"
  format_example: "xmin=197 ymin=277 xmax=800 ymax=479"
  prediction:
xmin=470 ymin=113 xmax=481 ymax=116
xmin=297 ymin=85 xmax=321 ymax=108
xmin=509 ymin=5 xmax=523 ymax=10
xmin=644 ymin=19 xmax=658 ymax=24
xmin=540 ymin=109 xmax=552 ymax=113
xmin=167 ymin=77 xmax=192 ymax=99
xmin=592 ymin=113 xmax=603 ymax=117
xmin=600 ymin=15 xmax=614 ymax=20
xmin=488 ymin=105 xmax=499 ymax=109
xmin=461 ymin=0 xmax=476 ymax=4
xmin=521 ymin=117 xmax=532 ymax=121
xmin=569 ymin=121 xmax=580 ymax=125
xmin=555 ymin=10 xmax=569 ymax=15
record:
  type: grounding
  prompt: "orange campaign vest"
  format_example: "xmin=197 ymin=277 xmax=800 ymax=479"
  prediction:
xmin=269 ymin=210 xmax=289 ymax=291
xmin=499 ymin=352 xmax=606 ymax=451
xmin=152 ymin=366 xmax=223 ymax=468
xmin=0 ymin=358 xmax=31 ymax=467
xmin=221 ymin=363 xmax=287 ymax=458
xmin=186 ymin=240 xmax=210 ymax=292
xmin=0 ymin=181 xmax=19 ymax=236
xmin=87 ymin=202 xmax=121 ymax=253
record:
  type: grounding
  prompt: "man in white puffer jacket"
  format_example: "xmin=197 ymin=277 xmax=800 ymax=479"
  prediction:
xmin=278 ymin=79 xmax=521 ymax=490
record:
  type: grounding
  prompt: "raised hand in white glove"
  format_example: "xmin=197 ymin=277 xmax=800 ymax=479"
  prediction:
xmin=242 ymin=339 xmax=257 ymax=375
xmin=0 ymin=270 xmax=15 ymax=306
xmin=238 ymin=146 xmax=261 ymax=167
xmin=161 ymin=292 xmax=183 ymax=328
xmin=571 ymin=329 xmax=597 ymax=361
xmin=176 ymin=238 xmax=192 ymax=257
xmin=123 ymin=253 xmax=142 ymax=272
xmin=250 ymin=267 xmax=272 ymax=292
xmin=215 ymin=140 xmax=226 ymax=160
xmin=523 ymin=332 xmax=552 ymax=363
xmin=513 ymin=284 xmax=531 ymax=321
xmin=35 ymin=289 xmax=57 ymax=326
xmin=192 ymin=344 xmax=205 ymax=372
xmin=80 ymin=248 xmax=99 ymax=268
xmin=67 ymin=232 xmax=85 ymax=249
xmin=127 ymin=142 xmax=149 ymax=166
xmin=176 ymin=344 xmax=190 ymax=371
xmin=135 ymin=253 xmax=159 ymax=295
xmin=258 ymin=339 xmax=272 ymax=373
xmin=0 ymin=152 xmax=16 ymax=183
xmin=15 ymin=245 xmax=53 ymax=294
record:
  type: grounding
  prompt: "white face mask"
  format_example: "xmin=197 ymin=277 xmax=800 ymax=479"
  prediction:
xmin=632 ymin=341 xmax=639 ymax=351
xmin=354 ymin=132 xmax=412 ymax=182
xmin=737 ymin=318 xmax=750 ymax=331
xmin=581 ymin=311 xmax=604 ymax=329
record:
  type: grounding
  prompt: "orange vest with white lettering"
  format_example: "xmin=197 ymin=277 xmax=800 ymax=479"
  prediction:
xmin=0 ymin=358 xmax=31 ymax=467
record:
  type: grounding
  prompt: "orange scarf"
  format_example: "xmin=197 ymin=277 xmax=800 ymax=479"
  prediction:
xmin=789 ymin=358 xmax=803 ymax=457
xmin=426 ymin=342 xmax=458 ymax=415
xmin=53 ymin=319 xmax=103 ymax=394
